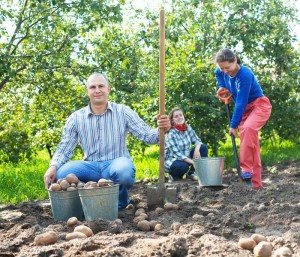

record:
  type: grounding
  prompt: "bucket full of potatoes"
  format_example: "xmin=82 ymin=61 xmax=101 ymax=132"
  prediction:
xmin=48 ymin=174 xmax=118 ymax=221
xmin=48 ymin=174 xmax=84 ymax=221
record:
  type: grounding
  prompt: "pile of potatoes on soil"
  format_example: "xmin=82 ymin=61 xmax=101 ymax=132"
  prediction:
xmin=238 ymin=234 xmax=293 ymax=257
xmin=33 ymin=202 xmax=181 ymax=245
xmin=131 ymin=202 xmax=180 ymax=232
xmin=34 ymin=217 xmax=93 ymax=245
xmin=48 ymin=173 xmax=114 ymax=191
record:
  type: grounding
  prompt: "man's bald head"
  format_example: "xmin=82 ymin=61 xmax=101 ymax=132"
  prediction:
xmin=87 ymin=72 xmax=109 ymax=87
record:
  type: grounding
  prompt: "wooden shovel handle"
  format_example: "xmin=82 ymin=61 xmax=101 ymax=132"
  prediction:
xmin=159 ymin=9 xmax=165 ymax=186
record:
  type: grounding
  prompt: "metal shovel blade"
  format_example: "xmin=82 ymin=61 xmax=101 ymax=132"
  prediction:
xmin=147 ymin=185 xmax=177 ymax=208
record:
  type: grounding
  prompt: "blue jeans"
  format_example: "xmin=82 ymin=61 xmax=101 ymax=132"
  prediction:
xmin=169 ymin=144 xmax=208 ymax=179
xmin=56 ymin=157 xmax=136 ymax=209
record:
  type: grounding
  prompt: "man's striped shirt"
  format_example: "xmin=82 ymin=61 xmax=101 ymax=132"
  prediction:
xmin=50 ymin=102 xmax=159 ymax=169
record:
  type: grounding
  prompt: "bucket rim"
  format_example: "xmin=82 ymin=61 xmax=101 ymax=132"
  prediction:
xmin=47 ymin=189 xmax=78 ymax=193
xmin=193 ymin=157 xmax=225 ymax=162
xmin=78 ymin=184 xmax=119 ymax=191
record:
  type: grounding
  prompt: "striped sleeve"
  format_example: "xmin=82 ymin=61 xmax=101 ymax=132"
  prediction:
xmin=50 ymin=114 xmax=78 ymax=169
xmin=124 ymin=106 xmax=159 ymax=144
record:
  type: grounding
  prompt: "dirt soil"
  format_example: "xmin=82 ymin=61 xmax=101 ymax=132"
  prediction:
xmin=0 ymin=160 xmax=299 ymax=257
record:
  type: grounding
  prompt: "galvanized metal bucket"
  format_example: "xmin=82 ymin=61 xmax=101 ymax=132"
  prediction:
xmin=48 ymin=189 xmax=84 ymax=221
xmin=194 ymin=157 xmax=225 ymax=186
xmin=78 ymin=184 xmax=119 ymax=221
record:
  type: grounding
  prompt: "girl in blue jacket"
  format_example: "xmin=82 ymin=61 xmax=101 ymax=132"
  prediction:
xmin=214 ymin=48 xmax=272 ymax=189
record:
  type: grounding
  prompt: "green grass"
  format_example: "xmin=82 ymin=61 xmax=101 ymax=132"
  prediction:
xmin=0 ymin=151 xmax=49 ymax=204
xmin=134 ymin=145 xmax=159 ymax=180
xmin=218 ymin=136 xmax=300 ymax=171
xmin=0 ymin=137 xmax=299 ymax=204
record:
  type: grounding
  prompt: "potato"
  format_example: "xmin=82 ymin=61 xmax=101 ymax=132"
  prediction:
xmin=66 ymin=232 xmax=87 ymax=241
xmin=115 ymin=219 xmax=122 ymax=225
xmin=149 ymin=220 xmax=158 ymax=231
xmin=139 ymin=213 xmax=148 ymax=219
xmin=34 ymin=231 xmax=58 ymax=246
xmin=137 ymin=220 xmax=150 ymax=231
xmin=77 ymin=182 xmax=85 ymax=188
xmin=59 ymin=179 xmax=70 ymax=190
xmin=135 ymin=208 xmax=145 ymax=217
xmin=133 ymin=215 xmax=146 ymax=224
xmin=251 ymin=233 xmax=268 ymax=244
xmin=273 ymin=247 xmax=292 ymax=257
xmin=171 ymin=222 xmax=181 ymax=231
xmin=66 ymin=173 xmax=79 ymax=184
xmin=253 ymin=241 xmax=272 ymax=257
xmin=67 ymin=217 xmax=78 ymax=226
xmin=97 ymin=178 xmax=105 ymax=185
xmin=238 ymin=238 xmax=257 ymax=250
xmin=154 ymin=223 xmax=163 ymax=231
xmin=126 ymin=203 xmax=134 ymax=210
xmin=84 ymin=181 xmax=98 ymax=188
xmin=88 ymin=185 xmax=100 ymax=189
xmin=164 ymin=202 xmax=173 ymax=210
xmin=85 ymin=181 xmax=96 ymax=186
xmin=67 ymin=186 xmax=77 ymax=191
xmin=49 ymin=183 xmax=61 ymax=191
xmin=74 ymin=225 xmax=93 ymax=237
xmin=97 ymin=178 xmax=113 ymax=187
xmin=172 ymin=204 xmax=179 ymax=210
xmin=56 ymin=178 xmax=63 ymax=184
xmin=155 ymin=207 xmax=165 ymax=215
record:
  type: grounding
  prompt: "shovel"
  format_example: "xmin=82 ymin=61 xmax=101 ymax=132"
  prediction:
xmin=217 ymin=89 xmax=252 ymax=187
xmin=147 ymin=9 xmax=176 ymax=208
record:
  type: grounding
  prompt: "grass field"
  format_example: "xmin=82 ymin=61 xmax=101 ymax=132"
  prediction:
xmin=0 ymin=137 xmax=299 ymax=204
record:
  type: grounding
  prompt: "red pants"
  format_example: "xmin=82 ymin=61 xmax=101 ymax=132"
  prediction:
xmin=238 ymin=96 xmax=272 ymax=189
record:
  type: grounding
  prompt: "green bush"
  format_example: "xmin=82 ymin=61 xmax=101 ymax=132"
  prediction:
xmin=0 ymin=128 xmax=33 ymax=163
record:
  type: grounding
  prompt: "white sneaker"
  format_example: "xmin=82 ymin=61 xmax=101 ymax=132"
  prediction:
xmin=186 ymin=173 xmax=198 ymax=181
xmin=168 ymin=174 xmax=174 ymax=182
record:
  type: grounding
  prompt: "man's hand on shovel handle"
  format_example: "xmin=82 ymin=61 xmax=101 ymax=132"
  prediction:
xmin=157 ymin=114 xmax=171 ymax=132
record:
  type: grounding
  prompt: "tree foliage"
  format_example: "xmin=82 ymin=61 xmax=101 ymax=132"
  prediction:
xmin=0 ymin=0 xmax=140 ymax=160
xmin=0 ymin=0 xmax=299 ymax=163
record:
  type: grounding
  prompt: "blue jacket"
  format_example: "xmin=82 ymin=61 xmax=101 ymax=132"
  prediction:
xmin=215 ymin=65 xmax=264 ymax=128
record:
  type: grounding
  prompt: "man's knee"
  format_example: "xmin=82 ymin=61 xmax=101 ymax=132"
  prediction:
xmin=110 ymin=157 xmax=135 ymax=187
xmin=56 ymin=161 xmax=78 ymax=180
xmin=56 ymin=160 xmax=99 ymax=182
